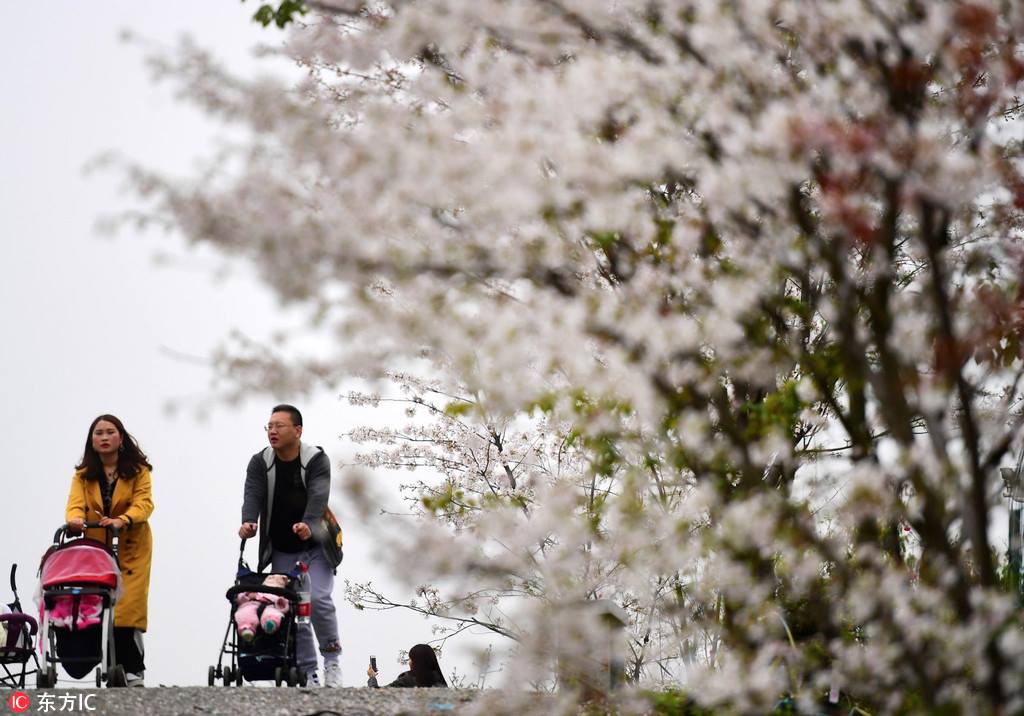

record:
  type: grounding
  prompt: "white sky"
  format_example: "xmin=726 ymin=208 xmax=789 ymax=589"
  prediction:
xmin=0 ymin=1 xmax=494 ymax=688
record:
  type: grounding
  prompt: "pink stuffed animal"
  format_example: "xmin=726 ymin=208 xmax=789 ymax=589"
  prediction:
xmin=48 ymin=595 xmax=102 ymax=630
xmin=234 ymin=574 xmax=291 ymax=642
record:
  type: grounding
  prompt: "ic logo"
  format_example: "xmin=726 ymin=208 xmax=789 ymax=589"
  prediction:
xmin=7 ymin=691 xmax=29 ymax=713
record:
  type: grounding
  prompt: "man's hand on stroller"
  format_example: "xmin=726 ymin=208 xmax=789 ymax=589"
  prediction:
xmin=239 ymin=522 xmax=258 ymax=539
xmin=292 ymin=522 xmax=311 ymax=540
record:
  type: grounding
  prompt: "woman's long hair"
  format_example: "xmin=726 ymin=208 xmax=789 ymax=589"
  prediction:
xmin=75 ymin=414 xmax=152 ymax=481
xmin=409 ymin=643 xmax=447 ymax=687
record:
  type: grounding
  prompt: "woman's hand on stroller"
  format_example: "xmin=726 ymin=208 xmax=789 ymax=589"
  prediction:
xmin=64 ymin=518 xmax=121 ymax=535
xmin=98 ymin=516 xmax=125 ymax=530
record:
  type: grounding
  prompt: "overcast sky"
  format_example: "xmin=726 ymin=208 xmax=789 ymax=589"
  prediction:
xmin=0 ymin=1 xmax=494 ymax=689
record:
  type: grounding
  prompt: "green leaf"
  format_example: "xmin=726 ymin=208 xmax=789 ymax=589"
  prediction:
xmin=443 ymin=401 xmax=472 ymax=417
xmin=251 ymin=4 xmax=276 ymax=26
xmin=242 ymin=0 xmax=307 ymax=29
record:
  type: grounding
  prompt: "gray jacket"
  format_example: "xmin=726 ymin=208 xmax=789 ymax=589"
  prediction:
xmin=242 ymin=442 xmax=331 ymax=572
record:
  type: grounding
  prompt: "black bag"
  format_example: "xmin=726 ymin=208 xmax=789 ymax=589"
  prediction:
xmin=319 ymin=507 xmax=343 ymax=569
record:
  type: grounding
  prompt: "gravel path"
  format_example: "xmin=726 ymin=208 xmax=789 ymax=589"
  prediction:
xmin=3 ymin=687 xmax=479 ymax=716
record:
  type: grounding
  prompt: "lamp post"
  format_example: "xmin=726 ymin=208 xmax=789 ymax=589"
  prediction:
xmin=1000 ymin=459 xmax=1024 ymax=607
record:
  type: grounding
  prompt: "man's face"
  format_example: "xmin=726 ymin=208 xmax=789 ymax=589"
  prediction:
xmin=266 ymin=411 xmax=302 ymax=452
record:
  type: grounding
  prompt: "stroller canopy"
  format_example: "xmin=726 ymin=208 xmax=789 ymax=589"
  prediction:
xmin=39 ymin=541 xmax=121 ymax=593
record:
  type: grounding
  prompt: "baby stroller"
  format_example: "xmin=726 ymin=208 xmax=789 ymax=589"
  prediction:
xmin=0 ymin=564 xmax=40 ymax=688
xmin=35 ymin=523 xmax=126 ymax=688
xmin=208 ymin=538 xmax=306 ymax=687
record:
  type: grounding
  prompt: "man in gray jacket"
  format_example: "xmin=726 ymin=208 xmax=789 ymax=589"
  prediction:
xmin=239 ymin=404 xmax=342 ymax=687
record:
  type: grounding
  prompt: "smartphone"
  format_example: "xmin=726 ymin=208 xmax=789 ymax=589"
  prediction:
xmin=370 ymin=655 xmax=377 ymax=672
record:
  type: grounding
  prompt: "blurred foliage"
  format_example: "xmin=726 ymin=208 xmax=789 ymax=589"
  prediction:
xmin=241 ymin=0 xmax=307 ymax=28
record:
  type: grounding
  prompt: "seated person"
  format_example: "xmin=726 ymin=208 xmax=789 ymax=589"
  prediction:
xmin=234 ymin=574 xmax=291 ymax=641
xmin=367 ymin=643 xmax=448 ymax=688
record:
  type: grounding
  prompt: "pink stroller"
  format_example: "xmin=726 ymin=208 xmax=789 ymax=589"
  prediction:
xmin=35 ymin=523 xmax=126 ymax=688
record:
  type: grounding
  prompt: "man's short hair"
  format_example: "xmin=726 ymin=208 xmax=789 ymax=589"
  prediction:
xmin=271 ymin=404 xmax=303 ymax=427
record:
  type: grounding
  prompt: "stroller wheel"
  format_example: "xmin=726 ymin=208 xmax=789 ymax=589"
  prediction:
xmin=108 ymin=665 xmax=127 ymax=688
xmin=222 ymin=666 xmax=233 ymax=687
xmin=95 ymin=667 xmax=102 ymax=688
xmin=236 ymin=667 xmax=243 ymax=687
xmin=298 ymin=669 xmax=308 ymax=688
xmin=274 ymin=666 xmax=283 ymax=687
xmin=208 ymin=665 xmax=216 ymax=686
xmin=287 ymin=666 xmax=299 ymax=687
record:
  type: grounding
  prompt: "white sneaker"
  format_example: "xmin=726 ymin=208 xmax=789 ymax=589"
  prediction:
xmin=323 ymin=661 xmax=342 ymax=688
xmin=305 ymin=672 xmax=320 ymax=687
xmin=126 ymin=671 xmax=145 ymax=688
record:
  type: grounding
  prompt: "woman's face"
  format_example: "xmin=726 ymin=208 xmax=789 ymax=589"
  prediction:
xmin=91 ymin=420 xmax=122 ymax=457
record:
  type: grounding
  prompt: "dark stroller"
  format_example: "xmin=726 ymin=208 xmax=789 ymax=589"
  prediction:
xmin=208 ymin=538 xmax=306 ymax=687
xmin=0 ymin=564 xmax=40 ymax=688
xmin=35 ymin=523 xmax=127 ymax=688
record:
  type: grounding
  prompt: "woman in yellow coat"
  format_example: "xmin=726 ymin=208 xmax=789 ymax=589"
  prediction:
xmin=65 ymin=414 xmax=154 ymax=687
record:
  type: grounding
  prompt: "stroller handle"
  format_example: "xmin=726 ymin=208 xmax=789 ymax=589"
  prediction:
xmin=237 ymin=537 xmax=255 ymax=573
xmin=83 ymin=521 xmax=119 ymax=531
xmin=8 ymin=563 xmax=25 ymax=613
xmin=55 ymin=522 xmax=121 ymax=543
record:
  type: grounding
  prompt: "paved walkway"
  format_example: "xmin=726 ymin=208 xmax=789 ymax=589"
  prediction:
xmin=3 ymin=687 xmax=477 ymax=716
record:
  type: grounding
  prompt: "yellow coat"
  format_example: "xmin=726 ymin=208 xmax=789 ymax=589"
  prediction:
xmin=64 ymin=467 xmax=154 ymax=631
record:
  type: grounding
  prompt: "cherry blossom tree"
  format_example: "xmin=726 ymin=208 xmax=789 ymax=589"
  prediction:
xmin=122 ymin=1 xmax=1024 ymax=711
xmin=342 ymin=369 xmax=707 ymax=689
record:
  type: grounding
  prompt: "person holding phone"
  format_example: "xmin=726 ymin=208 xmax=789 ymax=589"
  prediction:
xmin=367 ymin=644 xmax=448 ymax=688
xmin=65 ymin=414 xmax=155 ymax=687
